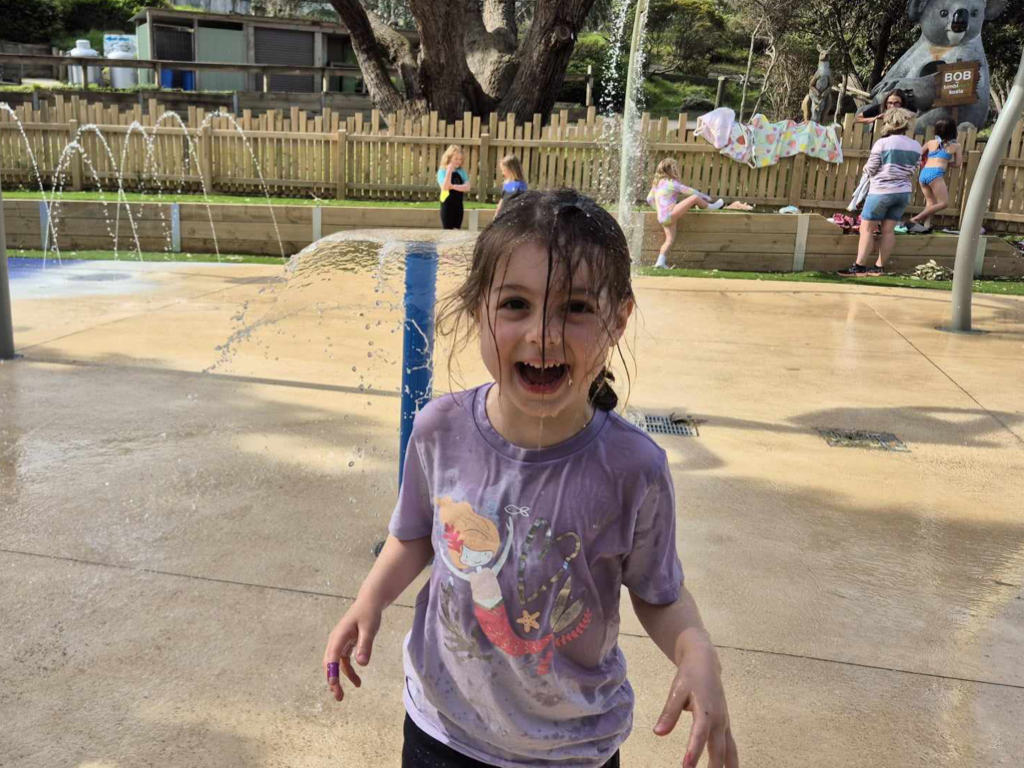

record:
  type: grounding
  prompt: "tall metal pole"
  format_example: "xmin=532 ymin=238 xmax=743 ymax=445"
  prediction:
xmin=950 ymin=44 xmax=1024 ymax=331
xmin=0 ymin=176 xmax=16 ymax=360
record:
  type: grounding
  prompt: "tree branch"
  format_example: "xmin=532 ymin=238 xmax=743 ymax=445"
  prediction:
xmin=329 ymin=0 xmax=420 ymax=115
xmin=365 ymin=9 xmax=422 ymax=103
xmin=501 ymin=0 xmax=597 ymax=121
xmin=483 ymin=0 xmax=517 ymax=39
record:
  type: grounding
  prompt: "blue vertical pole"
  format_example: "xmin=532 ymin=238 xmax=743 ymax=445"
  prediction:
xmin=399 ymin=242 xmax=438 ymax=485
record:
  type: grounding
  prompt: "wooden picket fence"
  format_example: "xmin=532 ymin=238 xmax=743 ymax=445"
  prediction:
xmin=2 ymin=94 xmax=1024 ymax=233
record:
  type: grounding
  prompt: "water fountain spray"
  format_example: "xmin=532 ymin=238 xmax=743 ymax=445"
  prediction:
xmin=616 ymin=0 xmax=651 ymax=263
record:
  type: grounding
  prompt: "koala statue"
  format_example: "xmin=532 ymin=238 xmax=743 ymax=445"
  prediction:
xmin=857 ymin=0 xmax=1009 ymax=132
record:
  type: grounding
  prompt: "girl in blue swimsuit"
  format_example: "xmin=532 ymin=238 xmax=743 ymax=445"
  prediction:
xmin=904 ymin=118 xmax=961 ymax=234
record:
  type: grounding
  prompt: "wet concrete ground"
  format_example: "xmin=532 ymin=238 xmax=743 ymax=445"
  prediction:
xmin=1 ymin=260 xmax=1022 ymax=767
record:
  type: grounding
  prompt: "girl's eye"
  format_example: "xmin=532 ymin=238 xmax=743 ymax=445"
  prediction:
xmin=568 ymin=301 xmax=594 ymax=314
xmin=500 ymin=298 xmax=528 ymax=311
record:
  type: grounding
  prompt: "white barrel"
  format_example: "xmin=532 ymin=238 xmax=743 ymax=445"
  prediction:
xmin=68 ymin=40 xmax=101 ymax=86
xmin=109 ymin=45 xmax=138 ymax=89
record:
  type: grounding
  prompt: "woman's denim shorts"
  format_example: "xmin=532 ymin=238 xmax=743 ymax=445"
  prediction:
xmin=862 ymin=192 xmax=911 ymax=222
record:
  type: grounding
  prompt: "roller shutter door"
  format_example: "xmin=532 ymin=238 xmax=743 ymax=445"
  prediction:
xmin=254 ymin=27 xmax=314 ymax=93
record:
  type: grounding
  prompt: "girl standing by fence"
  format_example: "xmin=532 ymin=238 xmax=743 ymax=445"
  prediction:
xmin=494 ymin=154 xmax=528 ymax=217
xmin=900 ymin=118 xmax=961 ymax=235
xmin=438 ymin=144 xmax=471 ymax=230
xmin=323 ymin=189 xmax=738 ymax=768
xmin=647 ymin=158 xmax=724 ymax=269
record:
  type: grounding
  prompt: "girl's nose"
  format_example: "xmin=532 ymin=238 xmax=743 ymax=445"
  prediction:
xmin=526 ymin=313 xmax=562 ymax=348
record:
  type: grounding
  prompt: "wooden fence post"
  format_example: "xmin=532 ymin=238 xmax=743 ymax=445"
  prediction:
xmin=199 ymin=123 xmax=213 ymax=193
xmin=788 ymin=152 xmax=806 ymax=207
xmin=170 ymin=203 xmax=181 ymax=252
xmin=336 ymin=128 xmax=347 ymax=200
xmin=959 ymin=150 xmax=982 ymax=221
xmin=478 ymin=129 xmax=490 ymax=203
xmin=792 ymin=214 xmax=810 ymax=272
xmin=67 ymin=119 xmax=83 ymax=191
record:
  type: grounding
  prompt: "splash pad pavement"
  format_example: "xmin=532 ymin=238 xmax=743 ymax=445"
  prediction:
xmin=1 ymin=252 xmax=1023 ymax=767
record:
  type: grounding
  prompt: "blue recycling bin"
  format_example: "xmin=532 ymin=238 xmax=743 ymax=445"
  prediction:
xmin=181 ymin=71 xmax=195 ymax=91
xmin=160 ymin=68 xmax=174 ymax=89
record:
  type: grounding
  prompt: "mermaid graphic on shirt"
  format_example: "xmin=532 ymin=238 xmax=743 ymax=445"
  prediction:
xmin=437 ymin=497 xmax=592 ymax=675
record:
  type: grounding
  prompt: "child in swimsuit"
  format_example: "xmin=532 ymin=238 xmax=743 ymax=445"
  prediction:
xmin=494 ymin=154 xmax=527 ymax=218
xmin=646 ymin=158 xmax=723 ymax=269
xmin=903 ymin=118 xmax=961 ymax=234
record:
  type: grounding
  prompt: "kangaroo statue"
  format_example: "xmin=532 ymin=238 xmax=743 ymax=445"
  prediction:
xmin=802 ymin=45 xmax=834 ymax=124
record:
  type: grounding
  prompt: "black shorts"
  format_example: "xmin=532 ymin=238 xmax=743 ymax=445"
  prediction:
xmin=402 ymin=714 xmax=621 ymax=768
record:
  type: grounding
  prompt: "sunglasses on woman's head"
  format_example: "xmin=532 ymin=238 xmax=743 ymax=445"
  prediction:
xmin=887 ymin=101 xmax=902 ymax=107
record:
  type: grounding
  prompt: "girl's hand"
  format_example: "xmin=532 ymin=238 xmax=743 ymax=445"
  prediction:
xmin=654 ymin=642 xmax=738 ymax=768
xmin=322 ymin=598 xmax=382 ymax=702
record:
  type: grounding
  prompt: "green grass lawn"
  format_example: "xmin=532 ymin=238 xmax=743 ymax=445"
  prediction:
xmin=634 ymin=266 xmax=1024 ymax=295
xmin=9 ymin=247 xmax=1022 ymax=295
xmin=3 ymin=190 xmax=497 ymax=209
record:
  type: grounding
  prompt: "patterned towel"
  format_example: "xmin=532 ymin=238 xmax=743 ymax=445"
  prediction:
xmin=700 ymin=110 xmax=843 ymax=169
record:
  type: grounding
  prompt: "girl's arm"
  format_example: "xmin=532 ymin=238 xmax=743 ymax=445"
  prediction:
xmin=631 ymin=585 xmax=738 ymax=768
xmin=440 ymin=166 xmax=454 ymax=191
xmin=323 ymin=534 xmax=434 ymax=700
xmin=357 ymin=534 xmax=435 ymax=608
xmin=953 ymin=143 xmax=963 ymax=168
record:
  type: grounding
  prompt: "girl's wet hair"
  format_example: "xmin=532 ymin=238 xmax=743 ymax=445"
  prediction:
xmin=653 ymin=158 xmax=681 ymax=184
xmin=934 ymin=117 xmax=958 ymax=143
xmin=500 ymin=154 xmax=525 ymax=182
xmin=436 ymin=189 xmax=634 ymax=411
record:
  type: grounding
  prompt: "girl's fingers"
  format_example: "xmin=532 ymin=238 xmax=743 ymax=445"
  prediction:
xmin=683 ymin=714 xmax=710 ymax=768
xmin=707 ymin=726 xmax=728 ymax=768
xmin=725 ymin=730 xmax=740 ymax=768
xmin=653 ymin=685 xmax=690 ymax=736
xmin=340 ymin=638 xmax=362 ymax=687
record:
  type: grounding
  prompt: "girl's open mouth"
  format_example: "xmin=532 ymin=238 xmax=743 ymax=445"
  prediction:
xmin=516 ymin=361 xmax=568 ymax=394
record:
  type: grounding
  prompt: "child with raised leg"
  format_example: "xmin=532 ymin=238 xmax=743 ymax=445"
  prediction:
xmin=647 ymin=158 xmax=724 ymax=269
xmin=323 ymin=190 xmax=738 ymax=768
xmin=901 ymin=118 xmax=961 ymax=234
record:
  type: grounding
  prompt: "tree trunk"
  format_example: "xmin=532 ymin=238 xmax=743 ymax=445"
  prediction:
xmin=497 ymin=0 xmax=597 ymax=122
xmin=332 ymin=0 xmax=597 ymax=122
xmin=869 ymin=4 xmax=901 ymax=89
xmin=330 ymin=0 xmax=422 ymax=115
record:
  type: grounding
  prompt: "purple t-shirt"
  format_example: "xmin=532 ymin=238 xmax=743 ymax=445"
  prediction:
xmin=389 ymin=384 xmax=684 ymax=767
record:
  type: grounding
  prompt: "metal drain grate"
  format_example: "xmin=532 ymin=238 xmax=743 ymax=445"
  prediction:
xmin=641 ymin=414 xmax=700 ymax=437
xmin=816 ymin=428 xmax=909 ymax=452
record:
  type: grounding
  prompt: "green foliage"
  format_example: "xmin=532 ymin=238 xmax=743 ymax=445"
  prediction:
xmin=58 ymin=0 xmax=161 ymax=34
xmin=984 ymin=4 xmax=1024 ymax=86
xmin=563 ymin=32 xmax=629 ymax=112
xmin=0 ymin=0 xmax=63 ymax=44
xmin=645 ymin=0 xmax=728 ymax=77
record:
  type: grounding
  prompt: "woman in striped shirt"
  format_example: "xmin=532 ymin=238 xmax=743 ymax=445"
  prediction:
xmin=838 ymin=109 xmax=922 ymax=277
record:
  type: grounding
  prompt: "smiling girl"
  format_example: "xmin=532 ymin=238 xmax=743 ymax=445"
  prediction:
xmin=323 ymin=190 xmax=738 ymax=768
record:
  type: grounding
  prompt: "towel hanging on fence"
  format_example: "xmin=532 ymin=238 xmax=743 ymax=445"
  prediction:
xmin=696 ymin=109 xmax=843 ymax=169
